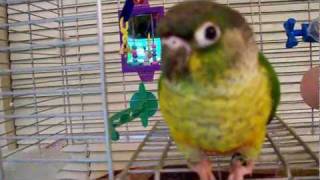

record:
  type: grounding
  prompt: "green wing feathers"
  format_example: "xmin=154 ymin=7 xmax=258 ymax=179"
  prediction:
xmin=259 ymin=52 xmax=281 ymax=123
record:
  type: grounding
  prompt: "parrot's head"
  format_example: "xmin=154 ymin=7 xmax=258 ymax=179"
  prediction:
xmin=158 ymin=1 xmax=259 ymax=83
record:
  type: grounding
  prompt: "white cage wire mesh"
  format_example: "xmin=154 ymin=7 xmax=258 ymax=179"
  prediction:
xmin=0 ymin=0 xmax=318 ymax=180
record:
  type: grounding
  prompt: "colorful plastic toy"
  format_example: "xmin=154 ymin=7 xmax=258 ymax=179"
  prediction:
xmin=119 ymin=0 xmax=164 ymax=82
xmin=109 ymin=83 xmax=158 ymax=141
xmin=284 ymin=18 xmax=319 ymax=48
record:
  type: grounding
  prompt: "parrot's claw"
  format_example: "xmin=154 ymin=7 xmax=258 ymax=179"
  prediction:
xmin=228 ymin=155 xmax=254 ymax=180
xmin=191 ymin=159 xmax=216 ymax=180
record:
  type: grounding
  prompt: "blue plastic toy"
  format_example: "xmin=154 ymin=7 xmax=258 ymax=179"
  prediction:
xmin=284 ymin=18 xmax=319 ymax=48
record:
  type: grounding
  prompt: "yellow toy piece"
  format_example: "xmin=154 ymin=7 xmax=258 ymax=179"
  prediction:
xmin=119 ymin=17 xmax=131 ymax=55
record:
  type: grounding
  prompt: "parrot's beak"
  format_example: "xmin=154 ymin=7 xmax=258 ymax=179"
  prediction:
xmin=161 ymin=36 xmax=191 ymax=80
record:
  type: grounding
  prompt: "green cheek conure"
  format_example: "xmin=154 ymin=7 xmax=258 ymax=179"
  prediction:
xmin=157 ymin=1 xmax=280 ymax=180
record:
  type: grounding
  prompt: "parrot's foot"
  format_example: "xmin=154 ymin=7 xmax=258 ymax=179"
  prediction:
xmin=191 ymin=159 xmax=216 ymax=180
xmin=228 ymin=154 xmax=254 ymax=180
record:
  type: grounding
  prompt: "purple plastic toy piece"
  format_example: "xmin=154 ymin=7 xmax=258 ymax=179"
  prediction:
xmin=119 ymin=1 xmax=164 ymax=82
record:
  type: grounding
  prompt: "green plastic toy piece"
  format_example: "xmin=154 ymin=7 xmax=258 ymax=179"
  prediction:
xmin=109 ymin=83 xmax=158 ymax=141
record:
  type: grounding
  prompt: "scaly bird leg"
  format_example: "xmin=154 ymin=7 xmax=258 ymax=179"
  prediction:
xmin=228 ymin=153 xmax=254 ymax=180
xmin=190 ymin=158 xmax=216 ymax=180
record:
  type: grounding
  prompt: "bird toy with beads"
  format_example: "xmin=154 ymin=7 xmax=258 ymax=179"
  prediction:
xmin=151 ymin=43 xmax=158 ymax=65
xmin=146 ymin=33 xmax=153 ymax=64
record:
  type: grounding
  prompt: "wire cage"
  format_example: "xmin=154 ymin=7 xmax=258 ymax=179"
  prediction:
xmin=0 ymin=0 xmax=319 ymax=180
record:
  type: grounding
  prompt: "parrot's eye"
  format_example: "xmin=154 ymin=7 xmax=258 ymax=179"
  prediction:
xmin=194 ymin=22 xmax=221 ymax=48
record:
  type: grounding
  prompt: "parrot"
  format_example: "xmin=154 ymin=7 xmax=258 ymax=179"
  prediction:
xmin=157 ymin=1 xmax=280 ymax=180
